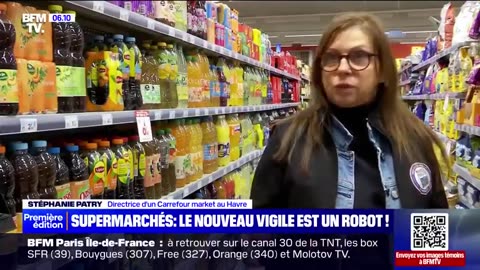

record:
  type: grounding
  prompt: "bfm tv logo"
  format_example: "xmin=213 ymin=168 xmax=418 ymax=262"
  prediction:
xmin=22 ymin=13 xmax=46 ymax=34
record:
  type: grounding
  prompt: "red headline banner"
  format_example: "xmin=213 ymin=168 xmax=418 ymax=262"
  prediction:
xmin=395 ymin=251 xmax=466 ymax=267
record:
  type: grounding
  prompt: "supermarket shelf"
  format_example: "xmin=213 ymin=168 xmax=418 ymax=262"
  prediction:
xmin=434 ymin=130 xmax=455 ymax=146
xmin=64 ymin=1 xmax=300 ymax=81
xmin=455 ymin=124 xmax=480 ymax=137
xmin=0 ymin=103 xmax=299 ymax=136
xmin=402 ymin=92 xmax=466 ymax=100
xmin=453 ymin=163 xmax=480 ymax=191
xmin=397 ymin=63 xmax=413 ymax=74
xmin=301 ymin=75 xmax=310 ymax=82
xmin=162 ymin=148 xmax=265 ymax=200
xmin=412 ymin=41 xmax=470 ymax=72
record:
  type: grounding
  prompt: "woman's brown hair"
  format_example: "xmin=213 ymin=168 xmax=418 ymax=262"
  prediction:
xmin=274 ymin=12 xmax=447 ymax=172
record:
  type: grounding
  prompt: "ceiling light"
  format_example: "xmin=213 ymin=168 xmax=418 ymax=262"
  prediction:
xmin=284 ymin=34 xmax=323 ymax=38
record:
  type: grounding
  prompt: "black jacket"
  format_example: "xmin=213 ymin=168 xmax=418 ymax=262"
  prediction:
xmin=251 ymin=113 xmax=448 ymax=209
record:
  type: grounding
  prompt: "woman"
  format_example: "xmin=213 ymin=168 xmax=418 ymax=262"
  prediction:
xmin=251 ymin=13 xmax=448 ymax=209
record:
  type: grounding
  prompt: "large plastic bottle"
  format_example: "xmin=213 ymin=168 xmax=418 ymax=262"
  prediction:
xmin=122 ymin=137 xmax=135 ymax=199
xmin=151 ymin=134 xmax=162 ymax=198
xmin=170 ymin=119 xmax=186 ymax=188
xmin=174 ymin=1 xmax=187 ymax=32
xmin=0 ymin=145 xmax=15 ymax=223
xmin=215 ymin=115 xmax=230 ymax=166
xmin=129 ymin=136 xmax=146 ymax=199
xmin=157 ymin=130 xmax=170 ymax=196
xmin=187 ymin=55 xmax=199 ymax=107
xmin=83 ymin=143 xmax=105 ymax=199
xmin=12 ymin=143 xmax=39 ymax=232
xmin=140 ymin=44 xmax=161 ymax=109
xmin=97 ymin=141 xmax=116 ymax=199
xmin=184 ymin=119 xmax=195 ymax=183
xmin=165 ymin=128 xmax=177 ymax=192
xmin=216 ymin=59 xmax=229 ymax=107
xmin=64 ymin=145 xmax=90 ymax=199
xmin=0 ymin=4 xmax=18 ymax=115
xmin=227 ymin=114 xmax=241 ymax=161
xmin=141 ymin=140 xmax=156 ymax=199
xmin=125 ymin=37 xmax=143 ymax=110
xmin=64 ymin=10 xmax=86 ymax=112
xmin=111 ymin=34 xmax=133 ymax=110
xmin=198 ymin=52 xmax=211 ymax=107
xmin=193 ymin=118 xmax=204 ymax=179
xmin=167 ymin=44 xmax=179 ymax=108
xmin=209 ymin=65 xmax=220 ymax=107
xmin=176 ymin=44 xmax=188 ymax=108
xmin=157 ymin=42 xmax=172 ymax=108
xmin=31 ymin=140 xmax=57 ymax=199
xmin=112 ymin=139 xmax=129 ymax=199
xmin=49 ymin=5 xmax=75 ymax=113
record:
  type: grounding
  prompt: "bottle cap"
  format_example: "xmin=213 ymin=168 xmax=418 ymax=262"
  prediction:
xmin=64 ymin=10 xmax=76 ymax=15
xmin=86 ymin=143 xmax=98 ymax=150
xmin=94 ymin=35 xmax=104 ymax=42
xmin=113 ymin=34 xmax=124 ymax=40
xmin=91 ymin=138 xmax=103 ymax=144
xmin=0 ymin=146 xmax=5 ymax=154
xmin=112 ymin=139 xmax=124 ymax=145
xmin=129 ymin=135 xmax=139 ymax=142
xmin=122 ymin=137 xmax=128 ymax=143
xmin=99 ymin=141 xmax=110 ymax=148
xmin=167 ymin=44 xmax=173 ymax=49
xmin=158 ymin=42 xmax=167 ymax=47
xmin=66 ymin=145 xmax=79 ymax=152
xmin=14 ymin=143 xmax=29 ymax=151
xmin=165 ymin=128 xmax=172 ymax=134
xmin=32 ymin=140 xmax=47 ymax=148
xmin=48 ymin=5 xmax=63 ymax=13
xmin=47 ymin=147 xmax=60 ymax=154
xmin=156 ymin=130 xmax=164 ymax=136
xmin=125 ymin=37 xmax=136 ymax=43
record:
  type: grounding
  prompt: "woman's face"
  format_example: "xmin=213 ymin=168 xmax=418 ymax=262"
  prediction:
xmin=321 ymin=27 xmax=380 ymax=108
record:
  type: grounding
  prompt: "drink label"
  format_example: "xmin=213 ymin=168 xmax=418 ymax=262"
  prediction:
xmin=203 ymin=143 xmax=217 ymax=161
xmin=117 ymin=158 xmax=129 ymax=184
xmin=218 ymin=142 xmax=230 ymax=159
xmin=169 ymin=139 xmax=177 ymax=164
xmin=202 ymin=79 xmax=210 ymax=101
xmin=152 ymin=153 xmax=161 ymax=184
xmin=174 ymin=155 xmax=186 ymax=179
xmin=71 ymin=67 xmax=87 ymax=97
xmin=89 ymin=156 xmax=106 ymax=196
xmin=0 ymin=69 xmax=18 ymax=103
xmin=177 ymin=73 xmax=188 ymax=101
xmin=194 ymin=150 xmax=203 ymax=174
xmin=132 ymin=149 xmax=139 ymax=177
xmin=70 ymin=179 xmax=91 ymax=199
xmin=139 ymin=153 xmax=146 ymax=177
xmin=141 ymin=84 xmax=161 ymax=104
xmin=108 ymin=154 xmax=118 ymax=190
xmin=56 ymin=66 xmax=74 ymax=97
xmin=144 ymin=155 xmax=154 ymax=187
xmin=185 ymin=153 xmax=194 ymax=177
xmin=55 ymin=183 xmax=72 ymax=199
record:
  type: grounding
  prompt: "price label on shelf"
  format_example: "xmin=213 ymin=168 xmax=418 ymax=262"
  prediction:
xmin=119 ymin=9 xmax=129 ymax=21
xmin=201 ymin=40 xmax=208 ymax=48
xmin=220 ymin=47 xmax=226 ymax=55
xmin=93 ymin=1 xmax=105 ymax=13
xmin=443 ymin=95 xmax=449 ymax=111
xmin=102 ymin=114 xmax=113 ymax=125
xmin=203 ymin=108 xmax=209 ymax=115
xmin=207 ymin=175 xmax=213 ymax=183
xmin=195 ymin=109 xmax=200 ymax=116
xmin=135 ymin=111 xmax=153 ymax=142
xmin=65 ymin=115 xmax=78 ymax=129
xmin=154 ymin=111 xmax=162 ymax=120
xmin=20 ymin=118 xmax=37 ymax=133
xmin=183 ymin=110 xmax=189 ymax=117
xmin=196 ymin=180 xmax=203 ymax=190
xmin=169 ymin=110 xmax=175 ymax=119
xmin=220 ymin=107 xmax=226 ymax=114
xmin=147 ymin=19 xmax=155 ymax=30
xmin=181 ymin=32 xmax=187 ymax=41
xmin=214 ymin=108 xmax=219 ymax=114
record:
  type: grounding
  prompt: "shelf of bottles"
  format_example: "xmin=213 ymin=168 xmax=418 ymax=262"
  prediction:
xmin=65 ymin=1 xmax=300 ymax=81
xmin=0 ymin=103 xmax=299 ymax=135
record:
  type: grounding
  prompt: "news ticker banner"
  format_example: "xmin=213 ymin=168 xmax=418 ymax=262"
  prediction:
xmin=20 ymin=200 xmax=480 ymax=269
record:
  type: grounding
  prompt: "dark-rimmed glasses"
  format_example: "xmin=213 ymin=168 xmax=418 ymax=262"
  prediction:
xmin=320 ymin=50 xmax=377 ymax=72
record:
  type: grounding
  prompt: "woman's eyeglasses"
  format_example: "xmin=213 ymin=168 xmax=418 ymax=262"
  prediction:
xmin=320 ymin=50 xmax=377 ymax=72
